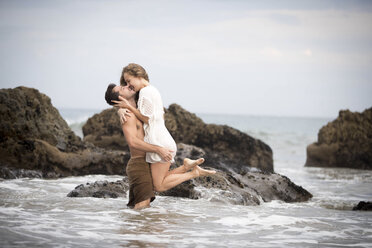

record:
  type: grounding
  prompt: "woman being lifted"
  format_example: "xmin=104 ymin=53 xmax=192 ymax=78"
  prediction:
xmin=113 ymin=63 xmax=216 ymax=192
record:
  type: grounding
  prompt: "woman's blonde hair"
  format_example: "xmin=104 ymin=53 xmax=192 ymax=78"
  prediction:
xmin=120 ymin=63 xmax=149 ymax=85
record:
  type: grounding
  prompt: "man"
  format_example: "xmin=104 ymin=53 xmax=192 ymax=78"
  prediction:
xmin=105 ymin=84 xmax=208 ymax=209
xmin=105 ymin=83 xmax=173 ymax=209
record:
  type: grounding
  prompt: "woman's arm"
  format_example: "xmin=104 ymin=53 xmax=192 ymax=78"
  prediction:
xmin=121 ymin=115 xmax=172 ymax=161
xmin=113 ymin=96 xmax=149 ymax=124
xmin=124 ymin=104 xmax=149 ymax=124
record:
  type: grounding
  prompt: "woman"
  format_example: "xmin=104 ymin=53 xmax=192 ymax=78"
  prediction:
xmin=113 ymin=63 xmax=216 ymax=192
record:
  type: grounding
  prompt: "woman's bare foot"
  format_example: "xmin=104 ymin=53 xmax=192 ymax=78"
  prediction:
xmin=183 ymin=158 xmax=205 ymax=172
xmin=192 ymin=165 xmax=216 ymax=177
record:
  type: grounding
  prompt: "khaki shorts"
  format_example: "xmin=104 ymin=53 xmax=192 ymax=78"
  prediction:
xmin=126 ymin=157 xmax=155 ymax=208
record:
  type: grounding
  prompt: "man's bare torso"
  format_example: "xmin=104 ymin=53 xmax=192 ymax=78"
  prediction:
xmin=129 ymin=116 xmax=146 ymax=158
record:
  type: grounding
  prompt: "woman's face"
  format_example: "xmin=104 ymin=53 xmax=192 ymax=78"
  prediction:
xmin=124 ymin=73 xmax=142 ymax=92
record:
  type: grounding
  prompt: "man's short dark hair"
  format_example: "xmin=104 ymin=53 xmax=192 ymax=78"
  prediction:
xmin=105 ymin=83 xmax=119 ymax=105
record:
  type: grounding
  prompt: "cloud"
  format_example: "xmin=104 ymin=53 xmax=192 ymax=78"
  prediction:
xmin=0 ymin=1 xmax=371 ymax=116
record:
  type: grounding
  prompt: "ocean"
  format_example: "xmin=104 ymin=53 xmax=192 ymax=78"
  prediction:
xmin=1 ymin=108 xmax=371 ymax=247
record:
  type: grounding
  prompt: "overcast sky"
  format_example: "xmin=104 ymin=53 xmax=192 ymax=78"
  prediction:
xmin=0 ymin=0 xmax=371 ymax=117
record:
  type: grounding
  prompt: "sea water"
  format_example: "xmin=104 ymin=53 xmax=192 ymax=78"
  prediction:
xmin=0 ymin=108 xmax=371 ymax=247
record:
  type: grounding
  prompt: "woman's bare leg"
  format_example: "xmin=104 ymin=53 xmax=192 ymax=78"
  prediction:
xmin=151 ymin=162 xmax=216 ymax=192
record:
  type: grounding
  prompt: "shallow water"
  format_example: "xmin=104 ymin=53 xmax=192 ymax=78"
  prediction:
xmin=1 ymin=111 xmax=371 ymax=247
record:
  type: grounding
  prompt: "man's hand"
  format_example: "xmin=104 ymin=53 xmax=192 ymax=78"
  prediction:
xmin=117 ymin=108 xmax=132 ymax=124
xmin=157 ymin=147 xmax=174 ymax=162
xmin=112 ymin=96 xmax=130 ymax=109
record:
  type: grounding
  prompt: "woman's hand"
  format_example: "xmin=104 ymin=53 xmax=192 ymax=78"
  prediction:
xmin=112 ymin=96 xmax=130 ymax=109
xmin=157 ymin=147 xmax=174 ymax=162
xmin=117 ymin=108 xmax=132 ymax=124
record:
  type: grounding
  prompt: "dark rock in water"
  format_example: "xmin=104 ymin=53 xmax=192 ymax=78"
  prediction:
xmin=159 ymin=169 xmax=261 ymax=206
xmin=67 ymin=178 xmax=129 ymax=198
xmin=0 ymin=165 xmax=43 ymax=179
xmin=160 ymin=169 xmax=312 ymax=205
xmin=82 ymin=108 xmax=128 ymax=151
xmin=305 ymin=107 xmax=372 ymax=170
xmin=165 ymin=104 xmax=273 ymax=173
xmin=158 ymin=180 xmax=201 ymax=199
xmin=352 ymin=201 xmax=372 ymax=211
xmin=83 ymin=104 xmax=273 ymax=173
xmin=68 ymin=169 xmax=312 ymax=206
xmin=236 ymin=172 xmax=312 ymax=203
xmin=0 ymin=86 xmax=129 ymax=178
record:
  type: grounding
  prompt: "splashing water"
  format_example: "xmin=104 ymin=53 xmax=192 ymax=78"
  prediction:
xmin=1 ymin=111 xmax=371 ymax=247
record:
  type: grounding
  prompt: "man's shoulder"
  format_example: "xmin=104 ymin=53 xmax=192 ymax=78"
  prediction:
xmin=122 ymin=112 xmax=138 ymax=125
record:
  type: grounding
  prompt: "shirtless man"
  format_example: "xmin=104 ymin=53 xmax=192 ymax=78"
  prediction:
xmin=105 ymin=83 xmax=209 ymax=209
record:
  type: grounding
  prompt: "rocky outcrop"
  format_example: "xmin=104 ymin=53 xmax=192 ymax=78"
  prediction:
xmin=305 ymin=108 xmax=372 ymax=170
xmin=1 ymin=86 xmax=312 ymax=206
xmin=67 ymin=178 xmax=129 ymax=198
xmin=67 ymin=142 xmax=311 ymax=206
xmin=83 ymin=104 xmax=273 ymax=173
xmin=352 ymin=201 xmax=372 ymax=211
xmin=67 ymin=168 xmax=312 ymax=206
xmin=0 ymin=86 xmax=129 ymax=179
xmin=82 ymin=108 xmax=128 ymax=151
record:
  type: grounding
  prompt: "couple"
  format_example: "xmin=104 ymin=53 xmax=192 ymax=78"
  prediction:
xmin=105 ymin=63 xmax=216 ymax=209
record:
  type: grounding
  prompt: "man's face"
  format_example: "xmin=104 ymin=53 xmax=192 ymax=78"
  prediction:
xmin=113 ymin=84 xmax=136 ymax=99
xmin=123 ymin=73 xmax=142 ymax=92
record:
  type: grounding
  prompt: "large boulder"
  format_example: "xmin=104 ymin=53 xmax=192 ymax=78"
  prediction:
xmin=83 ymin=108 xmax=127 ymax=151
xmin=305 ymin=108 xmax=372 ymax=170
xmin=67 ymin=178 xmax=129 ymax=198
xmin=352 ymin=201 xmax=372 ymax=211
xmin=83 ymin=104 xmax=273 ymax=173
xmin=67 ymin=142 xmax=312 ymax=206
xmin=0 ymin=86 xmax=129 ymax=179
xmin=67 ymin=168 xmax=312 ymax=206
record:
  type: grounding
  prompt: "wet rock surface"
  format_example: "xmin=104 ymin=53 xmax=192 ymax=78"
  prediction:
xmin=67 ymin=178 xmax=129 ymax=198
xmin=305 ymin=108 xmax=372 ymax=170
xmin=83 ymin=104 xmax=273 ymax=173
xmin=0 ymin=86 xmax=129 ymax=178
xmin=1 ymin=86 xmax=312 ymax=206
xmin=352 ymin=201 xmax=372 ymax=211
xmin=67 ymin=168 xmax=312 ymax=206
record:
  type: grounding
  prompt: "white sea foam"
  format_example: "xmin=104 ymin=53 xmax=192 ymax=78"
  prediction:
xmin=1 ymin=114 xmax=372 ymax=247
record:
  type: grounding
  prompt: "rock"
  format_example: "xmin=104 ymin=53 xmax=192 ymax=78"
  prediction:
xmin=158 ymin=180 xmax=201 ymax=199
xmin=0 ymin=165 xmax=43 ymax=179
xmin=83 ymin=104 xmax=273 ymax=173
xmin=165 ymin=104 xmax=273 ymax=172
xmin=67 ymin=178 xmax=129 ymax=198
xmin=160 ymin=168 xmax=312 ymax=205
xmin=305 ymin=108 xmax=372 ymax=170
xmin=68 ymin=169 xmax=312 ymax=206
xmin=82 ymin=108 xmax=128 ymax=151
xmin=0 ymin=86 xmax=129 ymax=178
xmin=236 ymin=172 xmax=312 ymax=203
xmin=66 ymin=139 xmax=311 ymax=205
xmin=352 ymin=201 xmax=372 ymax=211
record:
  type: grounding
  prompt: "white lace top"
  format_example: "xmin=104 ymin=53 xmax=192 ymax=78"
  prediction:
xmin=138 ymin=85 xmax=177 ymax=163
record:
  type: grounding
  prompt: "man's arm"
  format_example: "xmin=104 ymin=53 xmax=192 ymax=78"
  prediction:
xmin=121 ymin=115 xmax=172 ymax=161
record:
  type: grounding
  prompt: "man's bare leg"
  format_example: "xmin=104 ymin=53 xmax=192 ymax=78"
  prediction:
xmin=152 ymin=162 xmax=216 ymax=192
xmin=166 ymin=158 xmax=205 ymax=176
xmin=134 ymin=198 xmax=151 ymax=210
